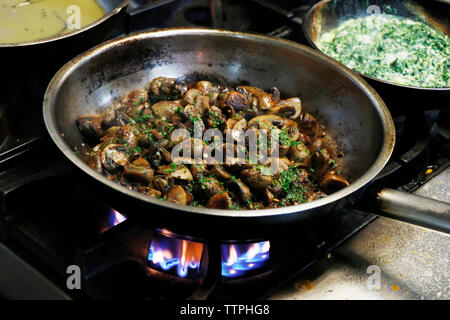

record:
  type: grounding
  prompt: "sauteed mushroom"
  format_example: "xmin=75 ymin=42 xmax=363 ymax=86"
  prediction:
xmin=228 ymin=178 xmax=252 ymax=203
xmin=101 ymin=144 xmax=128 ymax=171
xmin=268 ymin=97 xmax=301 ymax=119
xmin=151 ymin=101 xmax=182 ymax=120
xmin=123 ymin=165 xmax=154 ymax=184
xmin=122 ymin=89 xmax=148 ymax=107
xmin=241 ymin=168 xmax=272 ymax=189
xmin=320 ymin=173 xmax=350 ymax=193
xmin=207 ymin=192 xmax=232 ymax=209
xmin=149 ymin=77 xmax=177 ymax=97
xmin=77 ymin=115 xmax=103 ymax=140
xmin=167 ymin=185 xmax=188 ymax=205
xmin=78 ymin=77 xmax=349 ymax=209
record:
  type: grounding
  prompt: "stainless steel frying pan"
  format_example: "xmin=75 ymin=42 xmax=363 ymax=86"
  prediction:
xmin=42 ymin=29 xmax=450 ymax=238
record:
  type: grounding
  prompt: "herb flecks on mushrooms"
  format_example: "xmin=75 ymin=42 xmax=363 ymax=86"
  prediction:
xmin=77 ymin=77 xmax=349 ymax=209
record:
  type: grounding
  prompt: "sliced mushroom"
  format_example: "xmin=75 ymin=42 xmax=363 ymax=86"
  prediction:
xmin=257 ymin=92 xmax=276 ymax=111
xmin=172 ymin=138 xmax=206 ymax=161
xmin=231 ymin=118 xmax=247 ymax=143
xmin=102 ymin=108 xmax=130 ymax=129
xmin=278 ymin=144 xmax=290 ymax=157
xmin=204 ymin=142 xmax=247 ymax=166
xmin=197 ymin=177 xmax=224 ymax=197
xmin=132 ymin=157 xmax=150 ymax=168
xmin=166 ymin=185 xmax=187 ymax=205
xmin=149 ymin=77 xmax=176 ymax=97
xmin=310 ymin=149 xmax=330 ymax=178
xmin=101 ymin=144 xmax=128 ymax=171
xmin=310 ymin=138 xmax=324 ymax=154
xmin=211 ymin=165 xmax=232 ymax=180
xmin=183 ymin=104 xmax=203 ymax=121
xmin=248 ymin=115 xmax=299 ymax=143
xmin=248 ymin=114 xmax=283 ymax=130
xmin=300 ymin=112 xmax=321 ymax=138
xmin=263 ymin=157 xmax=292 ymax=175
xmin=117 ymin=125 xmax=138 ymax=147
xmin=237 ymin=86 xmax=264 ymax=97
xmin=147 ymin=188 xmax=162 ymax=198
xmin=191 ymin=161 xmax=209 ymax=179
xmin=223 ymin=159 xmax=253 ymax=172
xmin=261 ymin=189 xmax=274 ymax=205
xmin=174 ymin=78 xmax=188 ymax=96
xmin=153 ymin=176 xmax=171 ymax=194
xmin=288 ymin=143 xmax=311 ymax=166
xmin=207 ymin=192 xmax=232 ymax=209
xmin=228 ymin=178 xmax=251 ymax=202
xmin=205 ymin=106 xmax=226 ymax=129
xmin=270 ymin=87 xmax=280 ymax=103
xmin=219 ymin=90 xmax=248 ymax=111
xmin=225 ymin=118 xmax=238 ymax=130
xmin=123 ymin=165 xmax=154 ymax=184
xmin=151 ymin=101 xmax=181 ymax=120
xmin=282 ymin=119 xmax=300 ymax=141
xmin=148 ymin=129 xmax=164 ymax=141
xmin=77 ymin=115 xmax=104 ymax=140
xmin=195 ymin=81 xmax=213 ymax=95
xmin=182 ymin=89 xmax=200 ymax=106
xmin=122 ymin=89 xmax=148 ymax=107
xmin=268 ymin=97 xmax=301 ymax=119
xmin=124 ymin=102 xmax=149 ymax=119
xmin=161 ymin=148 xmax=172 ymax=163
xmin=158 ymin=164 xmax=194 ymax=181
xmin=182 ymin=101 xmax=206 ymax=133
xmin=240 ymin=168 xmax=273 ymax=189
xmin=194 ymin=95 xmax=211 ymax=114
xmin=319 ymin=173 xmax=349 ymax=194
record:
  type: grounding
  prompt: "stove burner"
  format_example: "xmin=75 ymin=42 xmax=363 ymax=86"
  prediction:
xmin=148 ymin=230 xmax=204 ymax=279
xmin=221 ymin=241 xmax=270 ymax=278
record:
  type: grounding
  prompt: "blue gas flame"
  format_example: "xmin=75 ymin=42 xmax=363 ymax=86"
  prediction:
xmin=221 ymin=241 xmax=270 ymax=278
xmin=147 ymin=232 xmax=203 ymax=279
xmin=107 ymin=209 xmax=127 ymax=227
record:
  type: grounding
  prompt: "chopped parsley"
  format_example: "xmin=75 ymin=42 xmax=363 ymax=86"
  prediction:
xmin=317 ymin=14 xmax=450 ymax=88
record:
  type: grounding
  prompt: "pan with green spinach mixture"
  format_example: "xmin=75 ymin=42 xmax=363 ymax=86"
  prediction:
xmin=76 ymin=77 xmax=349 ymax=210
xmin=317 ymin=14 xmax=450 ymax=88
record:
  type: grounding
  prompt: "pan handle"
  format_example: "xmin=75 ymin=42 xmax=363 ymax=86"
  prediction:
xmin=377 ymin=188 xmax=450 ymax=234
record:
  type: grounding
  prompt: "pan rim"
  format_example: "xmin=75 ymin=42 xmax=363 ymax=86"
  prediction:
xmin=43 ymin=27 xmax=396 ymax=218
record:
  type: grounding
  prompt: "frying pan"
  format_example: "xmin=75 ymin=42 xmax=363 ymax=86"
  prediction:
xmin=42 ymin=28 xmax=450 ymax=239
xmin=303 ymin=0 xmax=450 ymax=112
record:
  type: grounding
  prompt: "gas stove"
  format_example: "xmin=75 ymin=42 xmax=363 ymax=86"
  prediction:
xmin=0 ymin=0 xmax=449 ymax=300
